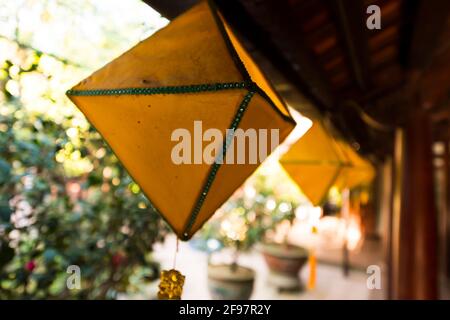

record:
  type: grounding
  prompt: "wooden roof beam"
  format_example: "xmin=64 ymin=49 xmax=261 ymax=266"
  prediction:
xmin=404 ymin=0 xmax=450 ymax=70
xmin=143 ymin=0 xmax=334 ymax=112
xmin=329 ymin=0 xmax=371 ymax=91
xmin=215 ymin=0 xmax=335 ymax=112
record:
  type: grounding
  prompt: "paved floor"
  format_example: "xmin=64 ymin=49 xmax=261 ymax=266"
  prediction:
xmin=141 ymin=236 xmax=372 ymax=300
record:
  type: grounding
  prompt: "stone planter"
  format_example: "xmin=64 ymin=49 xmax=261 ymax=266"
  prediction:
xmin=207 ymin=264 xmax=255 ymax=300
xmin=259 ymin=243 xmax=308 ymax=292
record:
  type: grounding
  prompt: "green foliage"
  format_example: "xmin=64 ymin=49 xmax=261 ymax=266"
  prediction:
xmin=0 ymin=36 xmax=168 ymax=299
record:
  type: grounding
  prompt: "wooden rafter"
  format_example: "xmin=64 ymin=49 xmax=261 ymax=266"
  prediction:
xmin=329 ymin=0 xmax=371 ymax=91
xmin=216 ymin=0 xmax=335 ymax=112
xmin=405 ymin=0 xmax=450 ymax=69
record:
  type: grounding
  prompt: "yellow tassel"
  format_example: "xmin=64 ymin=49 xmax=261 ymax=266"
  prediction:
xmin=308 ymin=225 xmax=318 ymax=290
xmin=158 ymin=269 xmax=185 ymax=300
xmin=308 ymin=253 xmax=316 ymax=290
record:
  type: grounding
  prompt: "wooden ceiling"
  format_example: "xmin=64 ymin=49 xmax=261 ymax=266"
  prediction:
xmin=144 ymin=0 xmax=450 ymax=159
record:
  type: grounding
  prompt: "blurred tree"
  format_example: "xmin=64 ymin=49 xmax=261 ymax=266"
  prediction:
xmin=0 ymin=0 xmax=170 ymax=299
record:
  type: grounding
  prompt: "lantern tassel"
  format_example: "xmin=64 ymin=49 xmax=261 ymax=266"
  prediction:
xmin=308 ymin=251 xmax=316 ymax=290
xmin=308 ymin=225 xmax=318 ymax=290
xmin=158 ymin=237 xmax=185 ymax=300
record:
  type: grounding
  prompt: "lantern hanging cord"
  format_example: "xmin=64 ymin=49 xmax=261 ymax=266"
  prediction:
xmin=173 ymin=237 xmax=179 ymax=269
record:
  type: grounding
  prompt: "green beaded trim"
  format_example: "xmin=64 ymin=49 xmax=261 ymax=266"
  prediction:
xmin=182 ymin=90 xmax=255 ymax=240
xmin=66 ymin=81 xmax=255 ymax=96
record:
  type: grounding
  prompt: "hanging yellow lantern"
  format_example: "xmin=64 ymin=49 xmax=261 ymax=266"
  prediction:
xmin=279 ymin=120 xmax=374 ymax=206
xmin=334 ymin=141 xmax=375 ymax=190
xmin=279 ymin=120 xmax=345 ymax=206
xmin=66 ymin=0 xmax=295 ymax=241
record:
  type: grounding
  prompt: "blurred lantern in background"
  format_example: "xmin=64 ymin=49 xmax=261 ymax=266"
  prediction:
xmin=280 ymin=120 xmax=345 ymax=206
xmin=280 ymin=119 xmax=375 ymax=207
xmin=334 ymin=141 xmax=375 ymax=191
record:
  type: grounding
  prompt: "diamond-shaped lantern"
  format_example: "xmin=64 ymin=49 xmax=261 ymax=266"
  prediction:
xmin=333 ymin=140 xmax=375 ymax=191
xmin=280 ymin=120 xmax=374 ymax=206
xmin=67 ymin=1 xmax=295 ymax=240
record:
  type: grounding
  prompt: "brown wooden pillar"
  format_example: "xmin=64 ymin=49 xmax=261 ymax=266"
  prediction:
xmin=444 ymin=140 xmax=450 ymax=290
xmin=393 ymin=108 xmax=438 ymax=299
xmin=379 ymin=158 xmax=394 ymax=299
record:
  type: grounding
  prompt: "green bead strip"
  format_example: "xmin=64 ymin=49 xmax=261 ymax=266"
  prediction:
xmin=182 ymin=90 xmax=255 ymax=240
xmin=66 ymin=81 xmax=254 ymax=96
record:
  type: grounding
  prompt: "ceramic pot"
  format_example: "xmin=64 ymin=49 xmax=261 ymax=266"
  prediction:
xmin=207 ymin=264 xmax=255 ymax=300
xmin=259 ymin=243 xmax=308 ymax=292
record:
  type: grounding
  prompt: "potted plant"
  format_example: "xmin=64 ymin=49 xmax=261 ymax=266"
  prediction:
xmin=197 ymin=173 xmax=309 ymax=297
xmin=239 ymin=173 xmax=309 ymax=293
xmin=246 ymin=174 xmax=309 ymax=292
xmin=258 ymin=201 xmax=309 ymax=292
xmin=207 ymin=261 xmax=255 ymax=300
xmin=198 ymin=188 xmax=266 ymax=300
xmin=204 ymin=215 xmax=259 ymax=299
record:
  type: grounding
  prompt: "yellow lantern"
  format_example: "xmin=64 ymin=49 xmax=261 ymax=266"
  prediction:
xmin=334 ymin=141 xmax=375 ymax=190
xmin=66 ymin=0 xmax=295 ymax=241
xmin=280 ymin=120 xmax=374 ymax=206
xmin=280 ymin=121 xmax=344 ymax=206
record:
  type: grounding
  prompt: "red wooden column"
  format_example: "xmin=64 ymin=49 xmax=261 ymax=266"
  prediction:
xmin=393 ymin=108 xmax=438 ymax=299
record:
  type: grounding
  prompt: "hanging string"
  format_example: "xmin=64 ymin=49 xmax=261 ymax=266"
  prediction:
xmin=173 ymin=237 xmax=179 ymax=269
xmin=158 ymin=237 xmax=185 ymax=300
